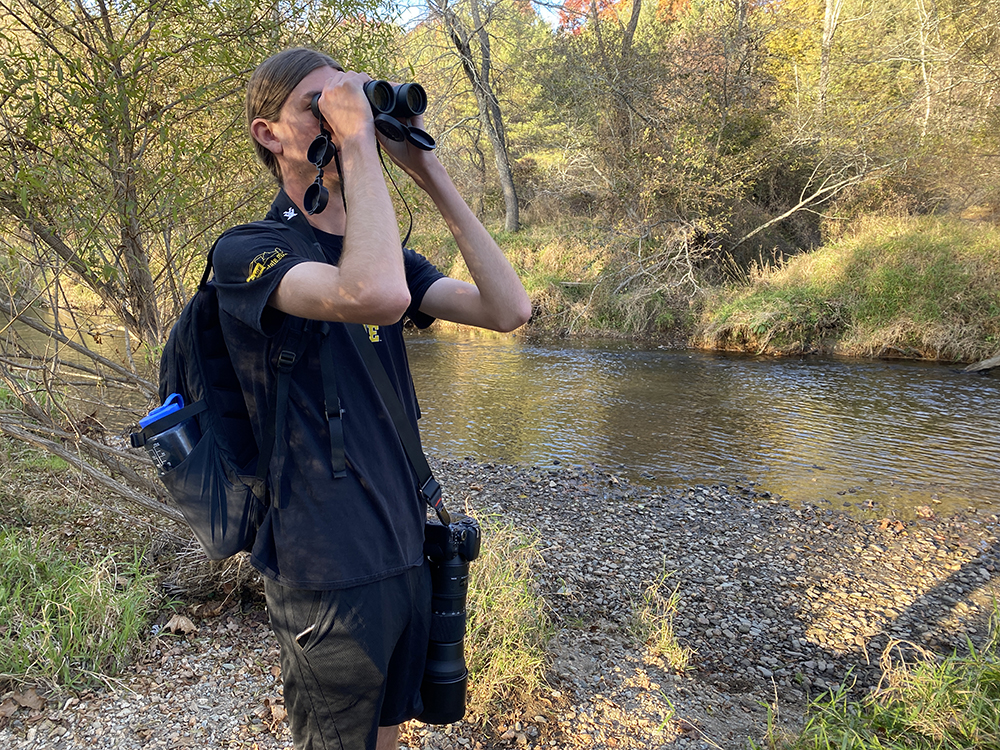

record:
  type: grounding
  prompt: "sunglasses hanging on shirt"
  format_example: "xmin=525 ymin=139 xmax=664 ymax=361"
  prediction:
xmin=303 ymin=135 xmax=330 ymax=215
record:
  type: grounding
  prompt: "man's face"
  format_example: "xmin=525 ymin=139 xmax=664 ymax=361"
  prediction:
xmin=272 ymin=66 xmax=340 ymax=184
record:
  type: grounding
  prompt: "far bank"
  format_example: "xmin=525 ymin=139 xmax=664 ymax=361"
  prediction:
xmin=417 ymin=215 xmax=1000 ymax=366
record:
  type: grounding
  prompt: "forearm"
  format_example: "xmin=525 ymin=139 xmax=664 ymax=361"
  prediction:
xmin=416 ymin=160 xmax=530 ymax=330
xmin=337 ymin=136 xmax=409 ymax=317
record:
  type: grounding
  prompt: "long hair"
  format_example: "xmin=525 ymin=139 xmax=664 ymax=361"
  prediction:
xmin=246 ymin=48 xmax=341 ymax=184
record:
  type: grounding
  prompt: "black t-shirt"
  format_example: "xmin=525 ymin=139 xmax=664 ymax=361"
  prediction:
xmin=211 ymin=220 xmax=444 ymax=589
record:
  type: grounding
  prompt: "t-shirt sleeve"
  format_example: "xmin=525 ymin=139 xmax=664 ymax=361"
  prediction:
xmin=211 ymin=227 xmax=310 ymax=336
xmin=403 ymin=247 xmax=445 ymax=329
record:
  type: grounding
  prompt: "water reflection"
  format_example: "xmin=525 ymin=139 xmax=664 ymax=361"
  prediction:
xmin=406 ymin=329 xmax=1000 ymax=516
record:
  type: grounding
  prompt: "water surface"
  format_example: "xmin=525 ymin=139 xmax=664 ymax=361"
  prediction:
xmin=406 ymin=330 xmax=1000 ymax=517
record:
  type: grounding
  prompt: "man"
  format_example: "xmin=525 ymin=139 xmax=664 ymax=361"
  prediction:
xmin=210 ymin=48 xmax=531 ymax=750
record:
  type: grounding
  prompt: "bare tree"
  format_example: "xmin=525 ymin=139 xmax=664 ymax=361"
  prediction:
xmin=0 ymin=0 xmax=397 ymax=529
xmin=426 ymin=0 xmax=520 ymax=232
xmin=818 ymin=0 xmax=846 ymax=112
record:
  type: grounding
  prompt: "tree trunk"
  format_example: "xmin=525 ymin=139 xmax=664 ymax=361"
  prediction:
xmin=819 ymin=0 xmax=844 ymax=113
xmin=440 ymin=0 xmax=520 ymax=232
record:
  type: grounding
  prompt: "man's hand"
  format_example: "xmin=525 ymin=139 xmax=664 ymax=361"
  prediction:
xmin=314 ymin=71 xmax=377 ymax=149
xmin=375 ymin=102 xmax=438 ymax=182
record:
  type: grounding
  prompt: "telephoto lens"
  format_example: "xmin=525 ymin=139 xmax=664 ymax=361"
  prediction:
xmin=420 ymin=514 xmax=481 ymax=725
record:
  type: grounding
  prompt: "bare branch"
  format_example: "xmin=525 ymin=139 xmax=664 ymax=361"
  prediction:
xmin=0 ymin=420 xmax=186 ymax=524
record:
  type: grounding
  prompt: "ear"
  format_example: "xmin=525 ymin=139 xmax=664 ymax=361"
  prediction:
xmin=251 ymin=117 xmax=283 ymax=156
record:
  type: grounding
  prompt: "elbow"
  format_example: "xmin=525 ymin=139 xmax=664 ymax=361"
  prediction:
xmin=361 ymin=285 xmax=412 ymax=325
xmin=492 ymin=294 xmax=532 ymax=333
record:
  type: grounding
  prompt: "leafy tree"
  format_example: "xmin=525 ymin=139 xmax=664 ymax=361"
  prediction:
xmin=0 ymin=0 xmax=397 ymax=527
xmin=0 ymin=0 xmax=396 ymax=344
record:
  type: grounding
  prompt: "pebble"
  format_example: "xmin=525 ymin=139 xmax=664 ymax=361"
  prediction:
xmin=2 ymin=457 xmax=998 ymax=750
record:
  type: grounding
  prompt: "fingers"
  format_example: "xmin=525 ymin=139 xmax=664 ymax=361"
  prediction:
xmin=315 ymin=71 xmax=375 ymax=144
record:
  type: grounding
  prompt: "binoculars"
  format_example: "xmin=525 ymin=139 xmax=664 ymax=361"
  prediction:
xmin=309 ymin=80 xmax=436 ymax=151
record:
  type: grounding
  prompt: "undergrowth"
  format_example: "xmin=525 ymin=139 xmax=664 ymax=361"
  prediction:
xmin=413 ymin=214 xmax=1000 ymax=359
xmin=0 ymin=439 xmax=160 ymax=689
xmin=631 ymin=570 xmax=693 ymax=673
xmin=698 ymin=216 xmax=1000 ymax=362
xmin=411 ymin=219 xmax=700 ymax=338
xmin=759 ymin=608 xmax=1000 ymax=749
xmin=464 ymin=513 xmax=553 ymax=714
xmin=0 ymin=530 xmax=157 ymax=688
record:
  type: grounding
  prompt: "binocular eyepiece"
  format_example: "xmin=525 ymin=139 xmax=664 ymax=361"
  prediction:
xmin=309 ymin=80 xmax=436 ymax=151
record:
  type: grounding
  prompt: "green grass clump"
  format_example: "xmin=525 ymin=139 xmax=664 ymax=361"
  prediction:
xmin=0 ymin=528 xmax=157 ymax=688
xmin=631 ymin=570 xmax=693 ymax=672
xmin=765 ymin=620 xmax=1000 ymax=749
xmin=465 ymin=514 xmax=552 ymax=712
xmin=699 ymin=216 xmax=1000 ymax=361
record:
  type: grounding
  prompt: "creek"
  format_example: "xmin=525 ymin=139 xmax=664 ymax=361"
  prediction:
xmin=7 ymin=308 xmax=998 ymax=519
xmin=405 ymin=328 xmax=1000 ymax=518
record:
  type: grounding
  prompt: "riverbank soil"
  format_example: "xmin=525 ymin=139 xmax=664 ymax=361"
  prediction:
xmin=2 ymin=458 xmax=998 ymax=750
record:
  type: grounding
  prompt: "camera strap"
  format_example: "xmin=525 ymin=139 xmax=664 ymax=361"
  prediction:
xmin=346 ymin=323 xmax=451 ymax=526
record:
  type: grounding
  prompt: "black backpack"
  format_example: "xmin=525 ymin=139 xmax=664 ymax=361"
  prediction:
xmin=133 ymin=200 xmax=447 ymax=559
xmin=131 ymin=220 xmax=314 ymax=559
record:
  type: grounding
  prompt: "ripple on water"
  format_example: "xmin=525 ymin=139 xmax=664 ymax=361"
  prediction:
xmin=405 ymin=331 xmax=1000 ymax=517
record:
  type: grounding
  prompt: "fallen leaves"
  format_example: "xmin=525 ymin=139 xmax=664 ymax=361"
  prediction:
xmin=2 ymin=688 xmax=45 ymax=713
xmin=0 ymin=687 xmax=46 ymax=726
xmin=190 ymin=600 xmax=225 ymax=618
xmin=261 ymin=696 xmax=287 ymax=732
xmin=878 ymin=518 xmax=907 ymax=534
xmin=163 ymin=613 xmax=198 ymax=635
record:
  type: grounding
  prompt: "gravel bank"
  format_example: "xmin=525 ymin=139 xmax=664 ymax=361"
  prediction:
xmin=2 ymin=457 xmax=998 ymax=750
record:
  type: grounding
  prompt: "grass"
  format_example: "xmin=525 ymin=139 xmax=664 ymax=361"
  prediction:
xmin=698 ymin=216 xmax=1000 ymax=362
xmin=0 ymin=528 xmax=157 ymax=688
xmin=410 ymin=218 xmax=698 ymax=337
xmin=759 ymin=611 xmax=1000 ymax=749
xmin=372 ymin=211 xmax=1000 ymax=356
xmin=0 ymin=436 xmax=556 ymax=709
xmin=0 ymin=438 xmax=161 ymax=690
xmin=630 ymin=570 xmax=693 ymax=673
xmin=464 ymin=513 xmax=553 ymax=713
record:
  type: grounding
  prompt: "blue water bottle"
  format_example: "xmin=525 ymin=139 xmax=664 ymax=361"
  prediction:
xmin=137 ymin=393 xmax=201 ymax=475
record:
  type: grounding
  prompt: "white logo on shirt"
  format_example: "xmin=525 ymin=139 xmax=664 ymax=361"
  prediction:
xmin=283 ymin=207 xmax=298 ymax=220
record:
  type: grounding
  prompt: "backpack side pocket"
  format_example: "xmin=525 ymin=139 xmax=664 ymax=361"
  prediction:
xmin=160 ymin=427 xmax=264 ymax=560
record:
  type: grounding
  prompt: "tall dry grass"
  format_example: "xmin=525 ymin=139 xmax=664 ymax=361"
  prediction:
xmin=696 ymin=216 xmax=1000 ymax=362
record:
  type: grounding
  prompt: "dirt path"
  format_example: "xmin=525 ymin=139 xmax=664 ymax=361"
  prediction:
xmin=3 ymin=458 xmax=998 ymax=750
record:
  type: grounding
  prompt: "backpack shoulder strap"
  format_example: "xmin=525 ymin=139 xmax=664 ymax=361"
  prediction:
xmin=209 ymin=219 xmax=339 ymax=507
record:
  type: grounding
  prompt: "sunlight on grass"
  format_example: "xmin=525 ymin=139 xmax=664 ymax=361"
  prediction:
xmin=465 ymin=514 xmax=553 ymax=713
xmin=0 ymin=529 xmax=157 ymax=688
xmin=758 ymin=608 xmax=1000 ymax=750
xmin=698 ymin=216 xmax=1000 ymax=361
xmin=631 ymin=570 xmax=693 ymax=673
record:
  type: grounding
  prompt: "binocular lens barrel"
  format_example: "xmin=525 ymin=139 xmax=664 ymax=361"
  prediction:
xmin=363 ymin=80 xmax=395 ymax=114
xmin=393 ymin=83 xmax=427 ymax=118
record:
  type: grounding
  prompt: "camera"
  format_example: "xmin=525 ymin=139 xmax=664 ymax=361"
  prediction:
xmin=419 ymin=513 xmax=481 ymax=725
